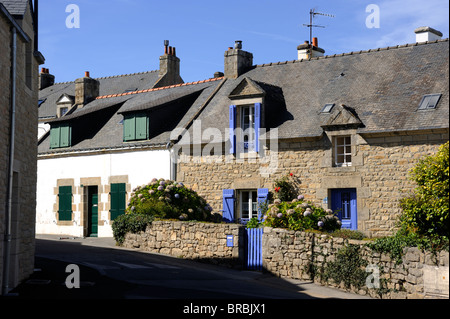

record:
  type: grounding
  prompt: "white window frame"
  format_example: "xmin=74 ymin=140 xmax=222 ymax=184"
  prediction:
xmin=238 ymin=190 xmax=258 ymax=223
xmin=239 ymin=105 xmax=255 ymax=153
xmin=334 ymin=136 xmax=352 ymax=167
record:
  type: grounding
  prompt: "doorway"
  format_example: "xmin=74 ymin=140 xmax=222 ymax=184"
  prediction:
xmin=331 ymin=188 xmax=357 ymax=230
xmin=86 ymin=186 xmax=98 ymax=237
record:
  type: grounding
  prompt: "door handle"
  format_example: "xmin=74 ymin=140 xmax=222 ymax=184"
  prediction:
xmin=93 ymin=205 xmax=98 ymax=207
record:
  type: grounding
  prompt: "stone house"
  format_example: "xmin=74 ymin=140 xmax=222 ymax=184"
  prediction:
xmin=36 ymin=41 xmax=224 ymax=237
xmin=0 ymin=0 xmax=44 ymax=295
xmin=173 ymin=28 xmax=449 ymax=237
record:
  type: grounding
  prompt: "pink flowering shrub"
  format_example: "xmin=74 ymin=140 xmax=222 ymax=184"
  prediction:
xmin=262 ymin=197 xmax=341 ymax=232
xmin=127 ymin=178 xmax=214 ymax=222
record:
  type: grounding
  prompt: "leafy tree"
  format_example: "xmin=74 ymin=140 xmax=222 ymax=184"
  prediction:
xmin=400 ymin=142 xmax=449 ymax=238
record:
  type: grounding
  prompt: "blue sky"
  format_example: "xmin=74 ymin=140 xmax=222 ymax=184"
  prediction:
xmin=39 ymin=0 xmax=449 ymax=84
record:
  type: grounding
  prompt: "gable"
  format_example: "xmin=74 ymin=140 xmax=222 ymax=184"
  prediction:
xmin=321 ymin=104 xmax=363 ymax=130
xmin=229 ymin=77 xmax=266 ymax=100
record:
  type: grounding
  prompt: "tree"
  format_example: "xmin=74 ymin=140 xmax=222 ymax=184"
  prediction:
xmin=400 ymin=142 xmax=449 ymax=238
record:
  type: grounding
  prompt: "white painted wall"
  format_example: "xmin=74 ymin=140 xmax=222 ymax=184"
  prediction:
xmin=36 ymin=149 xmax=170 ymax=237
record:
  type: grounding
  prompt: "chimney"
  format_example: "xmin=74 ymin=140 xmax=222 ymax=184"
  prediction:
xmin=224 ymin=41 xmax=253 ymax=79
xmin=415 ymin=26 xmax=443 ymax=42
xmin=39 ymin=68 xmax=55 ymax=90
xmin=75 ymin=71 xmax=99 ymax=107
xmin=154 ymin=40 xmax=184 ymax=88
xmin=297 ymin=38 xmax=325 ymax=60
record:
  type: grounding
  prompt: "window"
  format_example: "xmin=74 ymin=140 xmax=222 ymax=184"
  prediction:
xmin=239 ymin=190 xmax=258 ymax=223
xmin=418 ymin=94 xmax=442 ymax=110
xmin=222 ymin=188 xmax=269 ymax=224
xmin=241 ymin=105 xmax=255 ymax=153
xmin=123 ymin=113 xmax=149 ymax=142
xmin=229 ymin=103 xmax=261 ymax=154
xmin=59 ymin=107 xmax=69 ymax=117
xmin=50 ymin=123 xmax=72 ymax=149
xmin=58 ymin=186 xmax=73 ymax=221
xmin=321 ymin=103 xmax=335 ymax=113
xmin=110 ymin=183 xmax=126 ymax=221
xmin=334 ymin=136 xmax=352 ymax=167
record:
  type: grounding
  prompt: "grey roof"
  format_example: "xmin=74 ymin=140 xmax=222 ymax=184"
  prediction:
xmin=190 ymin=39 xmax=449 ymax=141
xmin=38 ymin=78 xmax=223 ymax=155
xmin=39 ymin=38 xmax=449 ymax=156
xmin=39 ymin=70 xmax=160 ymax=119
xmin=0 ymin=0 xmax=29 ymax=16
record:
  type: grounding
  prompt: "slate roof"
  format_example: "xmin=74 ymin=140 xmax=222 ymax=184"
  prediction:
xmin=187 ymin=39 xmax=449 ymax=142
xmin=39 ymin=38 xmax=449 ymax=155
xmin=0 ymin=0 xmax=30 ymax=16
xmin=38 ymin=75 xmax=224 ymax=155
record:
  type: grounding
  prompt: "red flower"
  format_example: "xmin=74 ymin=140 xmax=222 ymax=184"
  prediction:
xmin=290 ymin=173 xmax=293 ymax=176
xmin=275 ymin=187 xmax=280 ymax=193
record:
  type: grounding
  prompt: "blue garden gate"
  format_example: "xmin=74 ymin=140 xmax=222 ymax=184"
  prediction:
xmin=246 ymin=228 xmax=263 ymax=271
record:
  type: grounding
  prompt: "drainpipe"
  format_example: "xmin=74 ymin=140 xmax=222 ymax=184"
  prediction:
xmin=2 ymin=27 xmax=17 ymax=296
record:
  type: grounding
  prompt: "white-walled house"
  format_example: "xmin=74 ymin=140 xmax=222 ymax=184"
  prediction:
xmin=37 ymin=42 xmax=224 ymax=237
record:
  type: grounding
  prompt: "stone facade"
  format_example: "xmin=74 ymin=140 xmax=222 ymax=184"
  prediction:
xmin=122 ymin=221 xmax=245 ymax=268
xmin=263 ymin=227 xmax=449 ymax=299
xmin=0 ymin=1 xmax=43 ymax=295
xmin=178 ymin=131 xmax=448 ymax=237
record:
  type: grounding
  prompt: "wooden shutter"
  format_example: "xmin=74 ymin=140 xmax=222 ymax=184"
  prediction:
xmin=110 ymin=183 xmax=126 ymax=221
xmin=254 ymin=103 xmax=261 ymax=153
xmin=229 ymin=105 xmax=236 ymax=154
xmin=123 ymin=115 xmax=136 ymax=141
xmin=59 ymin=124 xmax=72 ymax=148
xmin=257 ymin=188 xmax=269 ymax=220
xmin=50 ymin=126 xmax=61 ymax=149
xmin=222 ymin=189 xmax=235 ymax=223
xmin=135 ymin=113 xmax=149 ymax=140
xmin=58 ymin=186 xmax=72 ymax=221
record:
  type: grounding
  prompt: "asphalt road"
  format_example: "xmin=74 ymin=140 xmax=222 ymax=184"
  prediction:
xmin=7 ymin=235 xmax=372 ymax=302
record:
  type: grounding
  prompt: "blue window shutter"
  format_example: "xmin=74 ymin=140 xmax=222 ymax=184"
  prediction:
xmin=350 ymin=189 xmax=358 ymax=230
xmin=222 ymin=189 xmax=235 ymax=223
xmin=254 ymin=103 xmax=261 ymax=153
xmin=257 ymin=188 xmax=269 ymax=220
xmin=229 ymin=105 xmax=236 ymax=154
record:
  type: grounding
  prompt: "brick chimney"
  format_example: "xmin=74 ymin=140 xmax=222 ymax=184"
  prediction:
xmin=224 ymin=41 xmax=253 ymax=79
xmin=39 ymin=68 xmax=55 ymax=90
xmin=153 ymin=40 xmax=184 ymax=88
xmin=297 ymin=37 xmax=325 ymax=60
xmin=415 ymin=26 xmax=443 ymax=42
xmin=75 ymin=71 xmax=99 ymax=107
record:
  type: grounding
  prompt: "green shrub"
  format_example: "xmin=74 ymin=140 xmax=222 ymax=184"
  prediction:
xmin=112 ymin=213 xmax=154 ymax=245
xmin=324 ymin=244 xmax=368 ymax=290
xmin=400 ymin=142 xmax=449 ymax=238
xmin=273 ymin=173 xmax=297 ymax=202
xmin=246 ymin=217 xmax=261 ymax=229
xmin=262 ymin=198 xmax=341 ymax=232
xmin=127 ymin=178 xmax=213 ymax=222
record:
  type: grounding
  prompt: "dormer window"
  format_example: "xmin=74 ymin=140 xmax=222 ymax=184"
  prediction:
xmin=418 ymin=94 xmax=441 ymax=110
xmin=56 ymin=94 xmax=75 ymax=118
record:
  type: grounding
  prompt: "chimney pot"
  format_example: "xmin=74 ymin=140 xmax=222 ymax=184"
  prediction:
xmin=313 ymin=37 xmax=318 ymax=48
xmin=85 ymin=71 xmax=90 ymax=78
xmin=235 ymin=40 xmax=242 ymax=50
xmin=41 ymin=67 xmax=45 ymax=73
xmin=173 ymin=47 xmax=176 ymax=57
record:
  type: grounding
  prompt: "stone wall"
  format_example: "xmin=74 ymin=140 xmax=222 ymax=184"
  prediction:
xmin=263 ymin=227 xmax=449 ymax=299
xmin=122 ymin=221 xmax=246 ymax=268
xmin=178 ymin=132 xmax=448 ymax=237
xmin=0 ymin=7 xmax=39 ymax=294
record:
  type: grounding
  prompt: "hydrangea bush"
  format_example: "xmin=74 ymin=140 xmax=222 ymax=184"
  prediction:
xmin=262 ymin=195 xmax=341 ymax=232
xmin=126 ymin=178 xmax=215 ymax=222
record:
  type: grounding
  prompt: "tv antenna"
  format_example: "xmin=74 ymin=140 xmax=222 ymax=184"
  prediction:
xmin=303 ymin=8 xmax=335 ymax=47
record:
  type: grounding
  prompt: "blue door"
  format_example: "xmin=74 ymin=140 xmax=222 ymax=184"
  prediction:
xmin=331 ymin=189 xmax=357 ymax=230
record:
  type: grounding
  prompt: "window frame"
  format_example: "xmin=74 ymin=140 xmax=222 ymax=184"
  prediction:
xmin=238 ymin=190 xmax=258 ymax=223
xmin=418 ymin=94 xmax=442 ymax=110
xmin=334 ymin=136 xmax=352 ymax=167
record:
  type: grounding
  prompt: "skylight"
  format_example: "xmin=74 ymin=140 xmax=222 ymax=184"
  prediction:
xmin=321 ymin=103 xmax=335 ymax=113
xmin=38 ymin=99 xmax=46 ymax=107
xmin=418 ymin=94 xmax=442 ymax=110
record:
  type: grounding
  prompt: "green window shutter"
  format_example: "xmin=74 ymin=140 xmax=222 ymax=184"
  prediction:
xmin=123 ymin=115 xmax=136 ymax=142
xmin=59 ymin=124 xmax=72 ymax=147
xmin=135 ymin=113 xmax=148 ymax=140
xmin=58 ymin=186 xmax=72 ymax=221
xmin=50 ymin=124 xmax=72 ymax=149
xmin=50 ymin=126 xmax=61 ymax=149
xmin=110 ymin=183 xmax=126 ymax=221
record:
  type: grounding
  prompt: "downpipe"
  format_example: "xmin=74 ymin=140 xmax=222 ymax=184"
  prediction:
xmin=2 ymin=27 xmax=17 ymax=296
